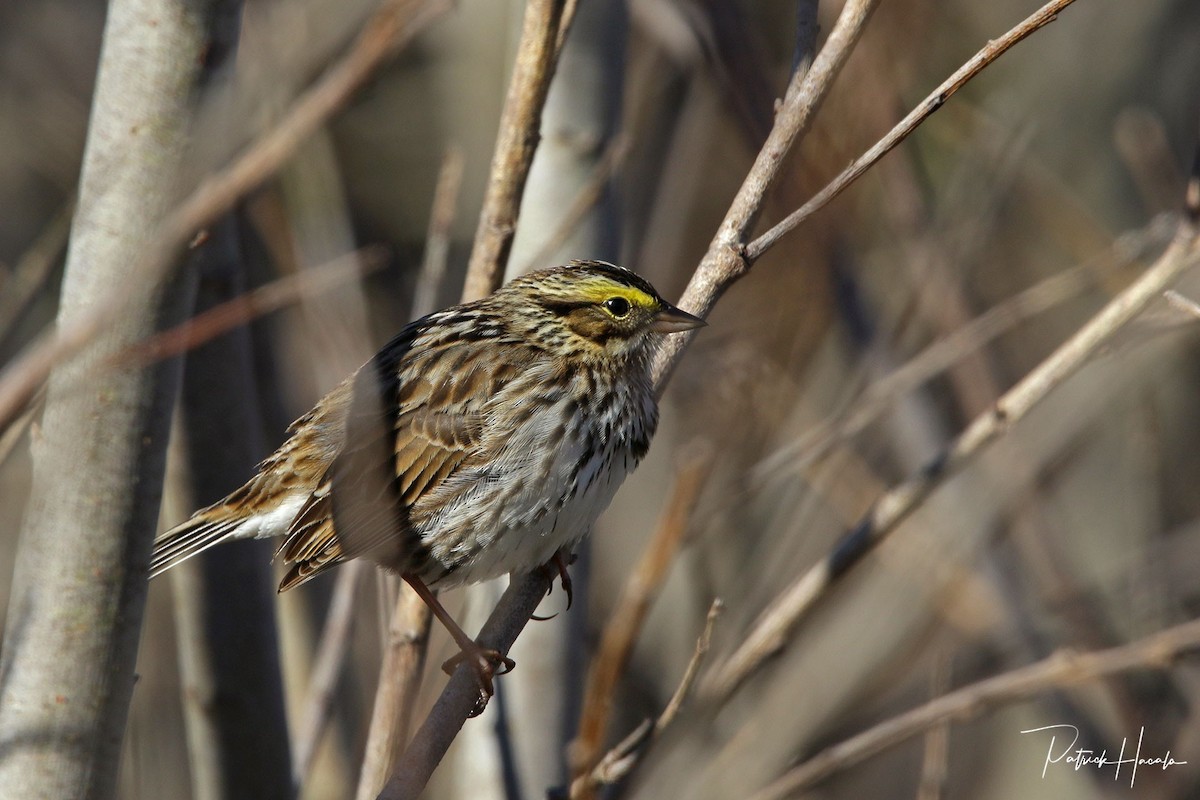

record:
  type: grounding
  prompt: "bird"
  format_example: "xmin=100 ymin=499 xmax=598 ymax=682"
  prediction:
xmin=150 ymin=260 xmax=704 ymax=697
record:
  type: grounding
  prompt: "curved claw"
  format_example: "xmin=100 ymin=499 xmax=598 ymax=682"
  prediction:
xmin=541 ymin=550 xmax=575 ymax=611
xmin=441 ymin=647 xmax=515 ymax=717
xmin=440 ymin=646 xmax=516 ymax=703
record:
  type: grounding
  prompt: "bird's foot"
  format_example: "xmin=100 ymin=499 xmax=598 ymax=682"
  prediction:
xmin=441 ymin=643 xmax=516 ymax=716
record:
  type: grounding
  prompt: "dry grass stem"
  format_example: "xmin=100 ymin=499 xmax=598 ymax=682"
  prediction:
xmin=747 ymin=615 xmax=1200 ymax=800
xmin=0 ymin=0 xmax=447 ymax=434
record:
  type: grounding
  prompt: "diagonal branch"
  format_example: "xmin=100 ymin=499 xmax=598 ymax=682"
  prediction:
xmin=650 ymin=0 xmax=880 ymax=391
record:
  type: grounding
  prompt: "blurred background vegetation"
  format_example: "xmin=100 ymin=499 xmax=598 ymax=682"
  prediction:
xmin=2 ymin=0 xmax=1200 ymax=798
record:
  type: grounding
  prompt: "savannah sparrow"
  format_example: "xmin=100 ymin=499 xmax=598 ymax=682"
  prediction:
xmin=150 ymin=260 xmax=703 ymax=694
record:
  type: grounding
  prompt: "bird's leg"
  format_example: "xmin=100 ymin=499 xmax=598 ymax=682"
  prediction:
xmin=531 ymin=548 xmax=576 ymax=621
xmin=403 ymin=574 xmax=514 ymax=707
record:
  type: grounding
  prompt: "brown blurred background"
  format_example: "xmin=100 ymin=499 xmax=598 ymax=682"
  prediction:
xmin=3 ymin=0 xmax=1200 ymax=798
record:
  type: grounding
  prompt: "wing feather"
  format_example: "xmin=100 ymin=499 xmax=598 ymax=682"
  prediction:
xmin=275 ymin=335 xmax=526 ymax=589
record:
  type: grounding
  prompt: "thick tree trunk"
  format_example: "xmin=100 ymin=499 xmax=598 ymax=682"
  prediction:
xmin=0 ymin=1 xmax=212 ymax=797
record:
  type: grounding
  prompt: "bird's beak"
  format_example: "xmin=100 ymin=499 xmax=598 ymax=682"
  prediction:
xmin=649 ymin=303 xmax=706 ymax=333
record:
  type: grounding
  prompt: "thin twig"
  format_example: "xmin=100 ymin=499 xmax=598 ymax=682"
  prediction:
xmin=755 ymin=215 xmax=1176 ymax=481
xmin=658 ymin=598 xmax=722 ymax=731
xmin=704 ymin=203 xmax=1200 ymax=702
xmin=1164 ymin=289 xmax=1200 ymax=319
xmin=747 ymin=615 xmax=1200 ymax=800
xmin=0 ymin=0 xmax=447 ymax=434
xmin=745 ymin=0 xmax=1080 ymax=262
xmin=463 ymin=0 xmax=570 ymax=301
xmin=916 ymin=650 xmax=953 ymax=800
xmin=568 ymin=600 xmax=723 ymax=799
xmin=0 ymin=388 xmax=43 ymax=470
xmin=571 ymin=444 xmax=714 ymax=784
xmin=117 ymin=247 xmax=387 ymax=370
xmin=650 ymin=0 xmax=881 ymax=391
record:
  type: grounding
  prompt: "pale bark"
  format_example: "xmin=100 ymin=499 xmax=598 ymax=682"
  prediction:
xmin=0 ymin=0 xmax=213 ymax=797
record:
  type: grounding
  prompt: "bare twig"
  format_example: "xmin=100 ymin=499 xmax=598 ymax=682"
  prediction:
xmin=568 ymin=600 xmax=723 ymax=799
xmin=1164 ymin=288 xmax=1200 ymax=319
xmin=571 ymin=444 xmax=714 ymax=783
xmin=0 ymin=388 xmax=43 ymax=469
xmin=916 ymin=650 xmax=953 ymax=800
xmin=658 ymin=598 xmax=722 ymax=731
xmin=745 ymin=0 xmax=1081 ymax=261
xmin=117 ymin=247 xmax=386 ymax=370
xmin=463 ymin=0 xmax=570 ymax=301
xmin=650 ymin=0 xmax=880 ymax=390
xmin=704 ymin=207 xmax=1200 ymax=702
xmin=0 ymin=0 xmax=447 ymax=434
xmin=747 ymin=615 xmax=1200 ymax=800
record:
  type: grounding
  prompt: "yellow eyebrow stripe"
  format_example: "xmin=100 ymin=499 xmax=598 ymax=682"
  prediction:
xmin=575 ymin=279 xmax=656 ymax=307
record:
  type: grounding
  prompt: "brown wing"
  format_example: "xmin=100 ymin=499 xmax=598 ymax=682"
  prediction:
xmin=276 ymin=333 xmax=523 ymax=590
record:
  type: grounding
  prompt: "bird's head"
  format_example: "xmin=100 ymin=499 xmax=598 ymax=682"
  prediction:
xmin=502 ymin=260 xmax=705 ymax=362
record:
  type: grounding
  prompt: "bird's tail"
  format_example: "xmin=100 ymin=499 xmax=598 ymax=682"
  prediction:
xmin=148 ymin=512 xmax=243 ymax=579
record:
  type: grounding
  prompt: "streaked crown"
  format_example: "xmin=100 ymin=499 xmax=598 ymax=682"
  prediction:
xmin=498 ymin=260 xmax=704 ymax=355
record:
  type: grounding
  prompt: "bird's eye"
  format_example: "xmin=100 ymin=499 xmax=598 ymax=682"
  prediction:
xmin=604 ymin=297 xmax=631 ymax=318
